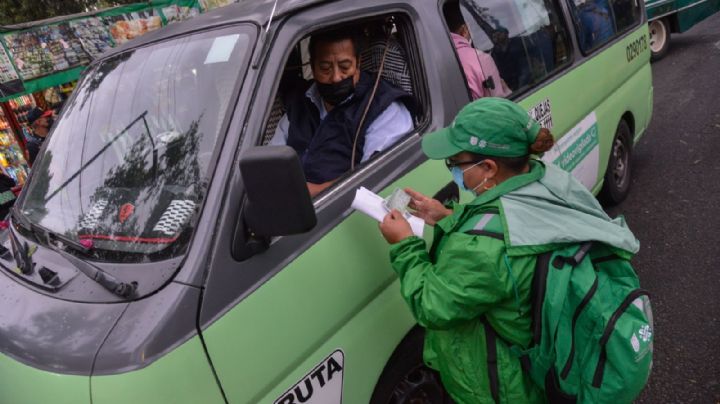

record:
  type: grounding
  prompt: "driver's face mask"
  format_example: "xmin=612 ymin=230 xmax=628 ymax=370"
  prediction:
xmin=316 ymin=77 xmax=355 ymax=106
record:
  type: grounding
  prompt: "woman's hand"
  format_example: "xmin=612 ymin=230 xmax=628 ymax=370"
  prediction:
xmin=380 ymin=209 xmax=414 ymax=244
xmin=405 ymin=188 xmax=452 ymax=226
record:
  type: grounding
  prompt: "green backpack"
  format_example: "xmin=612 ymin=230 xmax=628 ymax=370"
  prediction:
xmin=497 ymin=241 xmax=654 ymax=403
xmin=463 ymin=209 xmax=653 ymax=403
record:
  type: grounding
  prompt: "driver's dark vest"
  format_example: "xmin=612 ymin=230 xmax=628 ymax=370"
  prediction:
xmin=285 ymin=72 xmax=412 ymax=184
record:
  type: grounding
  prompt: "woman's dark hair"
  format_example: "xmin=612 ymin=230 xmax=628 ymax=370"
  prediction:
xmin=471 ymin=129 xmax=555 ymax=173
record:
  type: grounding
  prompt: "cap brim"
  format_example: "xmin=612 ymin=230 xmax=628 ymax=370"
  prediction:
xmin=421 ymin=127 xmax=465 ymax=160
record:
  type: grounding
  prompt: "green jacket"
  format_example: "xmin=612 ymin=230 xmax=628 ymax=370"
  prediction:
xmin=389 ymin=160 xmax=639 ymax=404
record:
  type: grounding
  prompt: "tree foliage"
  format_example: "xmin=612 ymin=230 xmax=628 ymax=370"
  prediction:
xmin=0 ymin=0 xmax=141 ymax=26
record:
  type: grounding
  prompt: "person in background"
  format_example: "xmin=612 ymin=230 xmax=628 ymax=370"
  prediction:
xmin=269 ymin=28 xmax=414 ymax=197
xmin=444 ymin=2 xmax=511 ymax=99
xmin=377 ymin=98 xmax=638 ymax=403
xmin=25 ymin=107 xmax=54 ymax=166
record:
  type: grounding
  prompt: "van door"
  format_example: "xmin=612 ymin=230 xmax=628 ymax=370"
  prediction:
xmin=196 ymin=1 xmax=471 ymax=403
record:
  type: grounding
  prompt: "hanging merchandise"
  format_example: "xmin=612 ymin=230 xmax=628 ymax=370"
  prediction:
xmin=2 ymin=23 xmax=91 ymax=82
xmin=161 ymin=5 xmax=201 ymax=24
xmin=0 ymin=108 xmax=28 ymax=184
xmin=59 ymin=81 xmax=76 ymax=97
xmin=103 ymin=10 xmax=163 ymax=45
xmin=8 ymin=94 xmax=37 ymax=140
xmin=2 ymin=30 xmax=53 ymax=81
xmin=69 ymin=18 xmax=115 ymax=60
xmin=0 ymin=45 xmax=24 ymax=97
xmin=43 ymin=87 xmax=62 ymax=108
xmin=199 ymin=0 xmax=237 ymax=12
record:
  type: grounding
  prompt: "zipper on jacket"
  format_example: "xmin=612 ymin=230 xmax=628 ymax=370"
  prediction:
xmin=592 ymin=289 xmax=650 ymax=387
xmin=560 ymin=274 xmax=599 ymax=379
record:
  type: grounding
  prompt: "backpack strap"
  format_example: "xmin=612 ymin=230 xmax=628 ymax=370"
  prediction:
xmin=481 ymin=317 xmax=501 ymax=404
xmin=552 ymin=242 xmax=594 ymax=268
xmin=463 ymin=210 xmax=504 ymax=240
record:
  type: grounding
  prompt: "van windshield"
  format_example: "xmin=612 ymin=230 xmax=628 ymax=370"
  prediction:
xmin=18 ymin=26 xmax=254 ymax=262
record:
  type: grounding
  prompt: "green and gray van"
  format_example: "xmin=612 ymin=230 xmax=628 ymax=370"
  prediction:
xmin=0 ymin=0 xmax=652 ymax=402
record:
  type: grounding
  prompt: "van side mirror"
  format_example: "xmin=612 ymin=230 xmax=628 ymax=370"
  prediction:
xmin=239 ymin=146 xmax=317 ymax=238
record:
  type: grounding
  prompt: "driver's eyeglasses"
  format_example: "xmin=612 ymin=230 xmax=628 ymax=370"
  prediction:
xmin=445 ymin=159 xmax=483 ymax=171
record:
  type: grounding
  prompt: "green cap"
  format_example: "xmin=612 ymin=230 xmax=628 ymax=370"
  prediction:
xmin=422 ymin=97 xmax=542 ymax=159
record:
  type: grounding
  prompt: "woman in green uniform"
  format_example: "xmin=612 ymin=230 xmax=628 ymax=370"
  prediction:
xmin=378 ymin=97 xmax=639 ymax=403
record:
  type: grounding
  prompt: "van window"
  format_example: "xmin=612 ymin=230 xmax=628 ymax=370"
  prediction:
xmin=459 ymin=0 xmax=572 ymax=95
xmin=260 ymin=15 xmax=422 ymax=197
xmin=18 ymin=26 xmax=254 ymax=262
xmin=568 ymin=0 xmax=641 ymax=53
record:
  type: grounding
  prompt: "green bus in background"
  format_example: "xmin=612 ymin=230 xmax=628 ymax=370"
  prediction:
xmin=0 ymin=0 xmax=653 ymax=403
xmin=646 ymin=0 xmax=720 ymax=60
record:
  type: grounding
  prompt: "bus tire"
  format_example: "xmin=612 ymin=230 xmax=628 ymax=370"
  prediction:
xmin=599 ymin=120 xmax=633 ymax=205
xmin=649 ymin=18 xmax=670 ymax=61
xmin=369 ymin=327 xmax=453 ymax=404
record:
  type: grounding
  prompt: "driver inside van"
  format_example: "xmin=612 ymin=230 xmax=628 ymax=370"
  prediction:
xmin=269 ymin=28 xmax=414 ymax=197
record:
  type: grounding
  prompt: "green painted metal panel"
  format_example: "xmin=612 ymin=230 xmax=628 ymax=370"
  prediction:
xmin=91 ymin=336 xmax=224 ymax=404
xmin=202 ymin=158 xmax=450 ymax=404
xmin=646 ymin=0 xmax=680 ymax=20
xmin=646 ymin=0 xmax=720 ymax=28
xmin=677 ymin=0 xmax=720 ymax=31
xmin=0 ymin=353 xmax=89 ymax=404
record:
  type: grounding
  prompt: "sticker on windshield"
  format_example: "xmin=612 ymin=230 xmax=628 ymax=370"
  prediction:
xmin=152 ymin=200 xmax=196 ymax=236
xmin=542 ymin=111 xmax=599 ymax=189
xmin=118 ymin=203 xmax=135 ymax=224
xmin=79 ymin=199 xmax=109 ymax=229
xmin=274 ymin=350 xmax=345 ymax=404
xmin=528 ymin=98 xmax=553 ymax=130
xmin=204 ymin=34 xmax=240 ymax=64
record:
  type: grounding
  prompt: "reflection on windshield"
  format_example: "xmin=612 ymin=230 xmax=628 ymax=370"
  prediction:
xmin=19 ymin=27 xmax=253 ymax=262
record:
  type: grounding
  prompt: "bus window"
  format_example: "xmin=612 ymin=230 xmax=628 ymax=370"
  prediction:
xmin=459 ymin=0 xmax=572 ymax=95
xmin=568 ymin=0 xmax=615 ymax=52
xmin=568 ymin=0 xmax=641 ymax=53
xmin=610 ymin=0 xmax=642 ymax=33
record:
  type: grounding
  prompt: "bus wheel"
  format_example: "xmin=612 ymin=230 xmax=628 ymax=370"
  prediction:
xmin=649 ymin=19 xmax=670 ymax=61
xmin=370 ymin=328 xmax=453 ymax=404
xmin=600 ymin=120 xmax=633 ymax=205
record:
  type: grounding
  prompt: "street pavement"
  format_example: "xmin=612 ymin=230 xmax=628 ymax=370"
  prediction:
xmin=604 ymin=12 xmax=720 ymax=403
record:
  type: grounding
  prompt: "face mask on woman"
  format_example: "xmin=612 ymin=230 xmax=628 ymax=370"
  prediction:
xmin=451 ymin=160 xmax=487 ymax=194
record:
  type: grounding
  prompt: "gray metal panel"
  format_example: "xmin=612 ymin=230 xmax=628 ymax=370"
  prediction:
xmin=92 ymin=282 xmax=201 ymax=375
xmin=197 ymin=0 xmax=470 ymax=328
xmin=0 ymin=270 xmax=127 ymax=375
xmin=0 ymin=228 xmax=182 ymax=302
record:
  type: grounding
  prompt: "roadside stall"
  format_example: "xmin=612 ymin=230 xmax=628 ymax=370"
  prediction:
xmin=0 ymin=0 xmax=232 ymax=176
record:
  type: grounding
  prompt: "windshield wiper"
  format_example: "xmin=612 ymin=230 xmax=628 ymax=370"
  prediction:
xmin=8 ymin=206 xmax=138 ymax=299
xmin=56 ymin=249 xmax=137 ymax=299
xmin=7 ymin=224 xmax=34 ymax=275
xmin=8 ymin=207 xmax=35 ymax=275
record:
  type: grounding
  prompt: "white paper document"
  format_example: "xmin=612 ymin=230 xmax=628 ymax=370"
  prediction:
xmin=351 ymin=187 xmax=425 ymax=237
